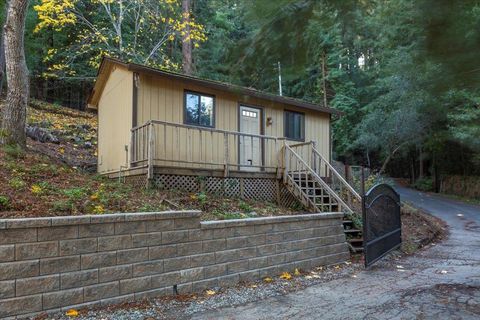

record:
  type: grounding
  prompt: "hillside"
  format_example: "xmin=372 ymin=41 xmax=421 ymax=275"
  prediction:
xmin=0 ymin=100 xmax=296 ymax=219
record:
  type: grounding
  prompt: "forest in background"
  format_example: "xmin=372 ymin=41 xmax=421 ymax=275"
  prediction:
xmin=0 ymin=0 xmax=479 ymax=188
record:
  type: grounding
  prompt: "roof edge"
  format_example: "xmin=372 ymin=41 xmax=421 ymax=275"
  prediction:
xmin=89 ymin=57 xmax=344 ymax=116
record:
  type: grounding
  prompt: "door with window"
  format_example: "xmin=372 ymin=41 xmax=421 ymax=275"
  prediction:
xmin=239 ymin=106 xmax=262 ymax=171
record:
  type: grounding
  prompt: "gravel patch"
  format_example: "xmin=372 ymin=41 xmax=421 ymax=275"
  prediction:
xmin=35 ymin=261 xmax=362 ymax=320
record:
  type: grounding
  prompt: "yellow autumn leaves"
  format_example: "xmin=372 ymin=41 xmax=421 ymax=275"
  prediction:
xmin=33 ymin=0 xmax=207 ymax=77
xmin=65 ymin=308 xmax=79 ymax=317
xmin=263 ymin=268 xmax=302 ymax=283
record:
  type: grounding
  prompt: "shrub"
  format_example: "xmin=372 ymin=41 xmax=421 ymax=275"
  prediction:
xmin=196 ymin=192 xmax=208 ymax=205
xmin=413 ymin=177 xmax=434 ymax=192
xmin=0 ymin=195 xmax=10 ymax=211
xmin=9 ymin=177 xmax=26 ymax=190
xmin=3 ymin=144 xmax=26 ymax=159
xmin=52 ymin=200 xmax=74 ymax=213
xmin=62 ymin=187 xmax=89 ymax=201
xmin=239 ymin=201 xmax=253 ymax=213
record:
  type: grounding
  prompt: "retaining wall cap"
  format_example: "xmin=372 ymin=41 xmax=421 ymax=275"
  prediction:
xmin=200 ymin=212 xmax=344 ymax=229
xmin=0 ymin=210 xmax=202 ymax=229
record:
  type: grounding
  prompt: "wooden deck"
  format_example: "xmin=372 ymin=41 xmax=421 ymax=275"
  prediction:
xmin=130 ymin=120 xmax=287 ymax=179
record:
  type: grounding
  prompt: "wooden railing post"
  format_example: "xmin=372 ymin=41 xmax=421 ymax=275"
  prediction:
xmin=147 ymin=122 xmax=154 ymax=180
xmin=223 ymin=132 xmax=229 ymax=177
xmin=311 ymin=140 xmax=317 ymax=172
xmin=130 ymin=129 xmax=134 ymax=167
xmin=283 ymin=141 xmax=289 ymax=183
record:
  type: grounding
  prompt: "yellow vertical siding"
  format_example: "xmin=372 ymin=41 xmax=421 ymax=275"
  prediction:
xmin=134 ymin=74 xmax=330 ymax=170
xmin=97 ymin=66 xmax=133 ymax=173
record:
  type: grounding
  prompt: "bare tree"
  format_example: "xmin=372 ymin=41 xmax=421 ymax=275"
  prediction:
xmin=182 ymin=0 xmax=193 ymax=74
xmin=1 ymin=0 xmax=29 ymax=148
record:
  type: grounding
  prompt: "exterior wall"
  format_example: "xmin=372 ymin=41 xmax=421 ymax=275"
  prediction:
xmin=97 ymin=66 xmax=133 ymax=173
xmin=0 ymin=211 xmax=348 ymax=319
xmin=136 ymin=74 xmax=331 ymax=170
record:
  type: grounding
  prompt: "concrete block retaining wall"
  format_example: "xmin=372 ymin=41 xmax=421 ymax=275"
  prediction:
xmin=0 ymin=211 xmax=349 ymax=319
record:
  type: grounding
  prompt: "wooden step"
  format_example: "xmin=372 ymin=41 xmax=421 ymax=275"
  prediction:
xmin=348 ymin=238 xmax=363 ymax=243
xmin=344 ymin=229 xmax=362 ymax=234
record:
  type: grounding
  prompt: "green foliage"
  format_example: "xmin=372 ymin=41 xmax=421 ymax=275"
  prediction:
xmin=62 ymin=187 xmax=89 ymax=201
xmin=0 ymin=195 xmax=10 ymax=211
xmin=196 ymin=192 xmax=208 ymax=205
xmin=3 ymin=144 xmax=26 ymax=160
xmin=51 ymin=200 xmax=75 ymax=213
xmin=238 ymin=201 xmax=253 ymax=213
xmin=346 ymin=212 xmax=363 ymax=230
xmin=9 ymin=177 xmax=26 ymax=190
xmin=413 ymin=177 xmax=434 ymax=192
xmin=138 ymin=203 xmax=167 ymax=212
xmin=18 ymin=0 xmax=480 ymax=179
xmin=212 ymin=209 xmax=247 ymax=220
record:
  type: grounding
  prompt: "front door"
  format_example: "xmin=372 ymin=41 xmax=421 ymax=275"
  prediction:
xmin=239 ymin=105 xmax=262 ymax=171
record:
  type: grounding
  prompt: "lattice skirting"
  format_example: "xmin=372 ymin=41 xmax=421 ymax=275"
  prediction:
xmin=149 ymin=173 xmax=302 ymax=208
xmin=123 ymin=174 xmax=149 ymax=189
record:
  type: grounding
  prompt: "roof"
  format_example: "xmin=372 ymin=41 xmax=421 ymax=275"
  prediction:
xmin=87 ymin=57 xmax=342 ymax=116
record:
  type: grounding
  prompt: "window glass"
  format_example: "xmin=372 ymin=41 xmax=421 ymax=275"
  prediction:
xmin=184 ymin=92 xmax=215 ymax=127
xmin=199 ymin=95 xmax=214 ymax=126
xmin=185 ymin=93 xmax=199 ymax=124
xmin=284 ymin=111 xmax=305 ymax=140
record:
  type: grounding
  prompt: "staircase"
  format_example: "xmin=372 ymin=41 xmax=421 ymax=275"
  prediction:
xmin=282 ymin=142 xmax=364 ymax=253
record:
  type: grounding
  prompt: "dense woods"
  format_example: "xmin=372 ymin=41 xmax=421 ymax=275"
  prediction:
xmin=1 ymin=0 xmax=479 ymax=186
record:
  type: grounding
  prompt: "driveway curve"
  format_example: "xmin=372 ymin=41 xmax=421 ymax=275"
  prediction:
xmin=193 ymin=187 xmax=480 ymax=319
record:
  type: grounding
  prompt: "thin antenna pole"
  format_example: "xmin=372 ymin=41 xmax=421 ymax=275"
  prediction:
xmin=277 ymin=61 xmax=282 ymax=96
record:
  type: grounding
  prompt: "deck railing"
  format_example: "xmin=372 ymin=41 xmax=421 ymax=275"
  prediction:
xmin=130 ymin=120 xmax=283 ymax=177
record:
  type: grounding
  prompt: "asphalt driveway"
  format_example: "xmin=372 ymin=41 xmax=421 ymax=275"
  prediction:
xmin=193 ymin=187 xmax=480 ymax=319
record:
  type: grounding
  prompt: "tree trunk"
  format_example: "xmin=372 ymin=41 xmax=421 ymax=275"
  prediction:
xmin=418 ymin=145 xmax=424 ymax=178
xmin=182 ymin=0 xmax=193 ymax=75
xmin=379 ymin=141 xmax=410 ymax=175
xmin=0 ymin=29 xmax=6 ymax=94
xmin=321 ymin=50 xmax=328 ymax=108
xmin=1 ymin=0 xmax=29 ymax=148
xmin=0 ymin=2 xmax=5 ymax=94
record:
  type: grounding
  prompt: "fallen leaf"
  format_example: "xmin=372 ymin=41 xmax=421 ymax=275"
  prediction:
xmin=280 ymin=272 xmax=292 ymax=280
xmin=263 ymin=277 xmax=273 ymax=283
xmin=205 ymin=289 xmax=216 ymax=295
xmin=294 ymin=268 xmax=301 ymax=276
xmin=250 ymin=284 xmax=258 ymax=288
xmin=65 ymin=309 xmax=79 ymax=317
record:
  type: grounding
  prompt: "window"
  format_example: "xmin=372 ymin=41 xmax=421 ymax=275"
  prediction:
xmin=242 ymin=110 xmax=258 ymax=118
xmin=184 ymin=91 xmax=215 ymax=127
xmin=284 ymin=110 xmax=305 ymax=141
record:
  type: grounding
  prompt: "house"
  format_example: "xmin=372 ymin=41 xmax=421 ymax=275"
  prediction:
xmin=87 ymin=57 xmax=360 ymax=214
